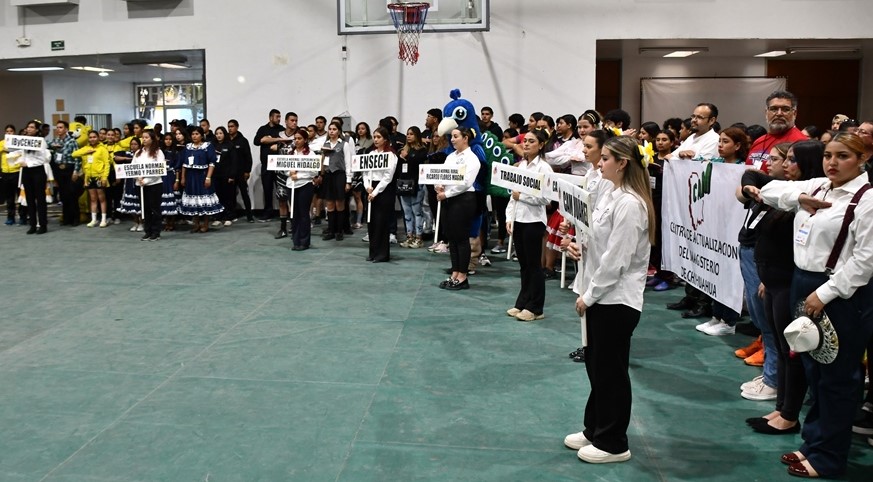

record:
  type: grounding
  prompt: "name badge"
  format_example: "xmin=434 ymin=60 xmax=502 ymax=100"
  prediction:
xmin=55 ymin=153 xmax=62 ymax=162
xmin=87 ymin=155 xmax=94 ymax=164
xmin=216 ymin=154 xmax=221 ymax=163
xmin=402 ymin=164 xmax=408 ymax=174
xmin=188 ymin=156 xmax=195 ymax=166
xmin=649 ymin=176 xmax=656 ymax=189
xmin=794 ymin=219 xmax=812 ymax=246
xmin=747 ymin=210 xmax=767 ymax=230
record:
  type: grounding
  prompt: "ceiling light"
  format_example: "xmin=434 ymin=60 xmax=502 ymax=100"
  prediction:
xmin=7 ymin=66 xmax=64 ymax=72
xmin=71 ymin=66 xmax=114 ymax=73
xmin=786 ymin=46 xmax=860 ymax=54
xmin=152 ymin=77 xmax=162 ymax=82
xmin=639 ymin=47 xmax=708 ymax=58
xmin=755 ymin=50 xmax=788 ymax=58
xmin=148 ymin=63 xmax=189 ymax=69
xmin=662 ymin=50 xmax=700 ymax=58
xmin=98 ymin=71 xmax=109 ymax=77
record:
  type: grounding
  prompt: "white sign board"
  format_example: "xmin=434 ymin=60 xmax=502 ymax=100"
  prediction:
xmin=267 ymin=155 xmax=322 ymax=172
xmin=418 ymin=164 xmax=467 ymax=185
xmin=5 ymin=135 xmax=46 ymax=151
xmin=661 ymin=159 xmax=747 ymax=313
xmin=352 ymin=152 xmax=397 ymax=172
xmin=544 ymin=172 xmax=584 ymax=202
xmin=114 ymin=162 xmax=167 ymax=179
xmin=556 ymin=179 xmax=592 ymax=235
xmin=491 ymin=162 xmax=544 ymax=197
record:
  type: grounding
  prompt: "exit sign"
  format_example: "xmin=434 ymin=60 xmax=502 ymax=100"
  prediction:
xmin=51 ymin=40 xmax=64 ymax=51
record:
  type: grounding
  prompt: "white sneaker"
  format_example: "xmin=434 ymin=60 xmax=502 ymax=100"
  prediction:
xmin=695 ymin=317 xmax=720 ymax=333
xmin=135 ymin=225 xmax=144 ymax=232
xmin=86 ymin=220 xmax=98 ymax=228
xmin=577 ymin=445 xmax=631 ymax=464
xmin=479 ymin=254 xmax=491 ymax=266
xmin=224 ymin=220 xmax=232 ymax=227
xmin=703 ymin=321 xmax=736 ymax=336
xmin=99 ymin=221 xmax=108 ymax=228
xmin=563 ymin=431 xmax=592 ymax=450
xmin=211 ymin=220 xmax=222 ymax=227
xmin=389 ymin=234 xmax=397 ymax=244
xmin=362 ymin=234 xmax=370 ymax=242
xmin=112 ymin=218 xmax=121 ymax=225
xmin=129 ymin=224 xmax=137 ymax=232
xmin=740 ymin=375 xmax=764 ymax=392
xmin=435 ymin=242 xmax=449 ymax=254
xmin=741 ymin=381 xmax=777 ymax=401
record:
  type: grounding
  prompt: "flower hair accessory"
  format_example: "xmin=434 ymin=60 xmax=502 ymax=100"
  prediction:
xmin=610 ymin=127 xmax=623 ymax=137
xmin=638 ymin=141 xmax=654 ymax=168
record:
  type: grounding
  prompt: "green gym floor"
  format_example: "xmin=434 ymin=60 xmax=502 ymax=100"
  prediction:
xmin=2 ymin=215 xmax=871 ymax=482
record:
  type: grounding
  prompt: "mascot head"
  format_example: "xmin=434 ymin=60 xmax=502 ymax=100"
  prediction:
xmin=437 ymin=89 xmax=480 ymax=138
xmin=69 ymin=120 xmax=91 ymax=147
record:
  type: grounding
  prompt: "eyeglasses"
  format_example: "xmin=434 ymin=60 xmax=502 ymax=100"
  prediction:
xmin=767 ymin=105 xmax=795 ymax=114
xmin=690 ymin=114 xmax=710 ymax=121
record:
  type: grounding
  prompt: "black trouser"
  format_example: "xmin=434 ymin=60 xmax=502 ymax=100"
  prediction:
xmin=260 ymin=166 xmax=275 ymax=215
xmin=53 ymin=165 xmax=81 ymax=225
xmin=583 ymin=302 xmax=641 ymax=454
xmin=291 ymin=183 xmax=314 ymax=247
xmin=22 ymin=166 xmax=47 ymax=229
xmin=142 ymin=183 xmax=162 ymax=237
xmin=0 ymin=172 xmax=23 ymax=220
xmin=760 ymin=266 xmax=806 ymax=422
xmin=215 ymin=175 xmax=236 ymax=221
xmin=444 ymin=192 xmax=477 ymax=273
xmin=513 ymin=221 xmax=546 ymax=314
xmin=491 ymin=195 xmax=509 ymax=242
xmin=234 ymin=174 xmax=252 ymax=218
xmin=368 ymin=182 xmax=396 ymax=262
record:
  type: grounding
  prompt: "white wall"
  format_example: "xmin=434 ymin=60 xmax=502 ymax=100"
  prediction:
xmin=42 ymin=74 xmax=132 ymax=128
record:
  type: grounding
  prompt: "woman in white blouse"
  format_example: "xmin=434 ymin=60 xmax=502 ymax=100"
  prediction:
xmin=289 ymin=129 xmax=316 ymax=251
xmin=132 ymin=130 xmax=166 ymax=241
xmin=436 ymin=127 xmax=481 ymax=290
xmin=505 ymin=129 xmax=552 ymax=317
xmin=364 ymin=127 xmax=398 ymax=263
xmin=748 ymin=132 xmax=873 ymax=479
xmin=564 ymin=136 xmax=655 ymax=465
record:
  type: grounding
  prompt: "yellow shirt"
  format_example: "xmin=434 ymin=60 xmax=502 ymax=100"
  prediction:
xmin=72 ymin=143 xmax=111 ymax=181
xmin=0 ymin=140 xmax=22 ymax=174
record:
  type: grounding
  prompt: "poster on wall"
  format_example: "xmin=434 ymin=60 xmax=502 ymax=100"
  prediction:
xmin=661 ymin=159 xmax=748 ymax=313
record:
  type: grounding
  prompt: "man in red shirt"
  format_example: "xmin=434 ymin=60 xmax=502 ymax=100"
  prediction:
xmin=747 ymin=90 xmax=807 ymax=172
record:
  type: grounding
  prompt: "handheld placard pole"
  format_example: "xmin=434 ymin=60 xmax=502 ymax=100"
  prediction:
xmin=579 ymin=258 xmax=587 ymax=347
xmin=289 ymin=183 xmax=295 ymax=220
xmin=560 ymin=250 xmax=567 ymax=289
xmin=506 ymin=209 xmax=516 ymax=260
xmin=367 ymin=196 xmax=372 ymax=224
xmin=140 ymin=184 xmax=145 ymax=217
xmin=434 ymin=199 xmax=442 ymax=247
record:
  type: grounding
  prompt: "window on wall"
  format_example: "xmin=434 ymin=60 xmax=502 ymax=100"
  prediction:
xmin=136 ymin=82 xmax=204 ymax=128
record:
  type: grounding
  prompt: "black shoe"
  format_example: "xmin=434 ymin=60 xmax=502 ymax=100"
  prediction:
xmin=445 ymin=279 xmax=469 ymax=290
xmin=257 ymin=215 xmax=271 ymax=223
xmin=543 ymin=268 xmax=558 ymax=280
xmin=35 ymin=226 xmax=47 ymax=235
xmin=682 ymin=305 xmax=711 ymax=318
xmin=336 ymin=232 xmax=344 ymax=241
xmin=26 ymin=226 xmax=37 ymax=234
xmin=439 ymin=278 xmax=454 ymax=289
xmin=247 ymin=216 xmax=255 ymax=223
xmin=667 ymin=297 xmax=695 ymax=310
xmin=313 ymin=217 xmax=322 ymax=225
xmin=322 ymin=232 xmax=335 ymax=240
xmin=366 ymin=256 xmax=375 ymax=262
xmin=572 ymin=352 xmax=586 ymax=363
xmin=275 ymin=229 xmax=287 ymax=239
xmin=150 ymin=235 xmax=160 ymax=241
xmin=752 ymin=421 xmax=800 ymax=435
xmin=343 ymin=229 xmax=353 ymax=235
xmin=141 ymin=234 xmax=150 ymax=241
xmin=569 ymin=347 xmax=584 ymax=359
xmin=746 ymin=417 xmax=769 ymax=426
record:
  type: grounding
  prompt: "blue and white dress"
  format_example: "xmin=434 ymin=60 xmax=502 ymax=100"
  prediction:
xmin=117 ymin=150 xmax=142 ymax=215
xmin=160 ymin=147 xmax=181 ymax=215
xmin=180 ymin=142 xmax=224 ymax=216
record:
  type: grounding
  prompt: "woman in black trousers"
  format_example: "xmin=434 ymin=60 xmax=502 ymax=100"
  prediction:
xmin=289 ymin=129 xmax=315 ymax=250
xmin=505 ymin=129 xmax=552 ymax=318
xmin=436 ymin=127 xmax=481 ymax=290
xmin=364 ymin=127 xmax=397 ymax=262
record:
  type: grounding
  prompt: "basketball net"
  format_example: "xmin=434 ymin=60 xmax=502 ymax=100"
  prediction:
xmin=387 ymin=2 xmax=430 ymax=66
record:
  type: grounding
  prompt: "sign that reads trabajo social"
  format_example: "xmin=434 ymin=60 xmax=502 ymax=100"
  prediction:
xmin=114 ymin=161 xmax=167 ymax=179
xmin=267 ymin=155 xmax=322 ymax=172
xmin=5 ymin=135 xmax=47 ymax=151
xmin=418 ymin=164 xmax=467 ymax=185
xmin=556 ymin=179 xmax=592 ymax=235
xmin=352 ymin=152 xmax=396 ymax=172
xmin=491 ymin=162 xmax=544 ymax=197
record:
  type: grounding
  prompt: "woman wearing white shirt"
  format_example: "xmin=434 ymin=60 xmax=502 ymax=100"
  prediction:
xmin=10 ymin=121 xmax=51 ymax=234
xmin=132 ymin=130 xmax=165 ymax=241
xmin=564 ymin=136 xmax=655 ymax=464
xmin=436 ymin=127 xmax=481 ymax=290
xmin=748 ymin=132 xmax=873 ymax=479
xmin=505 ymin=129 xmax=552 ymax=318
xmin=289 ymin=130 xmax=315 ymax=251
xmin=365 ymin=127 xmax=398 ymax=263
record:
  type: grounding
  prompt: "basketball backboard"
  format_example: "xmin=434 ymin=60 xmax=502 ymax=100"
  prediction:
xmin=337 ymin=0 xmax=490 ymax=35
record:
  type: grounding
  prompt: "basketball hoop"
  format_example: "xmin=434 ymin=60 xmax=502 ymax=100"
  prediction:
xmin=387 ymin=2 xmax=430 ymax=66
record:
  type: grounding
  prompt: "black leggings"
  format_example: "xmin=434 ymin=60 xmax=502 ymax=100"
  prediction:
xmin=762 ymin=272 xmax=806 ymax=421
xmin=491 ymin=195 xmax=509 ymax=242
xmin=22 ymin=166 xmax=47 ymax=228
xmin=444 ymin=192 xmax=477 ymax=273
xmin=513 ymin=221 xmax=546 ymax=314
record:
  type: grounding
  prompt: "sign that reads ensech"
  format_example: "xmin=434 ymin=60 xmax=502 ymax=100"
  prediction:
xmin=352 ymin=152 xmax=396 ymax=172
xmin=114 ymin=162 xmax=167 ymax=179
xmin=5 ymin=135 xmax=47 ymax=151
xmin=556 ymin=179 xmax=593 ymax=235
xmin=267 ymin=155 xmax=322 ymax=171
xmin=418 ymin=164 xmax=467 ymax=185
xmin=491 ymin=162 xmax=544 ymax=197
